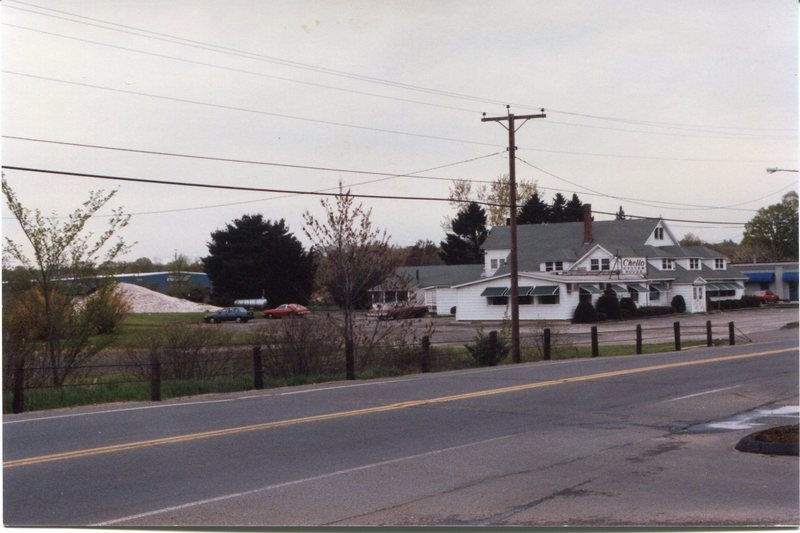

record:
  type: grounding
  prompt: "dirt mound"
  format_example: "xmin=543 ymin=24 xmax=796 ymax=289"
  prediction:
xmin=116 ymin=283 xmax=221 ymax=313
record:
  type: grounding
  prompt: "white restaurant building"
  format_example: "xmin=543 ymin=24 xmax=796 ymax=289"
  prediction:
xmin=373 ymin=206 xmax=747 ymax=321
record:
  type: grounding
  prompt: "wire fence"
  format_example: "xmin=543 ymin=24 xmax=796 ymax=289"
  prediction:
xmin=5 ymin=320 xmax=748 ymax=413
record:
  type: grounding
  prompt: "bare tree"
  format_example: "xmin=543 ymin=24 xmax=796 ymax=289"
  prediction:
xmin=2 ymin=177 xmax=132 ymax=386
xmin=303 ymin=189 xmax=397 ymax=380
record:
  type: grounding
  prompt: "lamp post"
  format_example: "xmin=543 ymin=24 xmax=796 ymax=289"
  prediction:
xmin=766 ymin=168 xmax=798 ymax=173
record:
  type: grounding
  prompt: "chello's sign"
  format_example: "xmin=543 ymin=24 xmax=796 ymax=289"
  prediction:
xmin=621 ymin=257 xmax=646 ymax=274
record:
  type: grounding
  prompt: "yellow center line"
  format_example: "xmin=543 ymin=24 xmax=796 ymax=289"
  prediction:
xmin=5 ymin=347 xmax=794 ymax=469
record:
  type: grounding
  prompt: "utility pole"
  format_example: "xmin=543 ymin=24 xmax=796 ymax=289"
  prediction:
xmin=482 ymin=106 xmax=546 ymax=363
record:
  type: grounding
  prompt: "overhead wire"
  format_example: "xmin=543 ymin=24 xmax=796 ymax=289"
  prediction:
xmin=7 ymin=136 xmax=790 ymax=216
xmin=5 ymin=71 xmax=792 ymax=164
xmin=0 ymin=165 xmax=750 ymax=226
xmin=6 ymin=0 xmax=796 ymax=137
xmin=4 ymin=22 xmax=794 ymax=141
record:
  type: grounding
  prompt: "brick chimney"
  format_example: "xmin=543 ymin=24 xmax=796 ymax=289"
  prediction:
xmin=583 ymin=204 xmax=593 ymax=244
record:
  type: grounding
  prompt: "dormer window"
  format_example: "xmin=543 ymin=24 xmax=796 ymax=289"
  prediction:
xmin=715 ymin=258 xmax=725 ymax=270
xmin=545 ymin=261 xmax=563 ymax=272
xmin=591 ymin=258 xmax=610 ymax=271
xmin=654 ymin=227 xmax=664 ymax=240
xmin=661 ymin=258 xmax=674 ymax=270
xmin=689 ymin=258 xmax=700 ymax=270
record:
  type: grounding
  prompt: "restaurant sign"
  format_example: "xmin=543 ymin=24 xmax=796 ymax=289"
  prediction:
xmin=621 ymin=257 xmax=647 ymax=275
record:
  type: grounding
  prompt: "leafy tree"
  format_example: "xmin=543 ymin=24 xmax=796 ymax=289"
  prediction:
xmin=203 ymin=215 xmax=315 ymax=306
xmin=401 ymin=239 xmax=444 ymax=266
xmin=517 ymin=192 xmax=550 ymax=224
xmin=440 ymin=202 xmax=488 ymax=265
xmin=2 ymin=178 xmax=132 ymax=386
xmin=303 ymin=190 xmax=397 ymax=380
xmin=445 ymin=175 xmax=537 ymax=228
xmin=742 ymin=191 xmax=799 ymax=261
xmin=679 ymin=233 xmax=704 ymax=247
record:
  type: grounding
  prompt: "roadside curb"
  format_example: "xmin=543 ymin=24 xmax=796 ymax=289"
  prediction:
xmin=735 ymin=426 xmax=799 ymax=456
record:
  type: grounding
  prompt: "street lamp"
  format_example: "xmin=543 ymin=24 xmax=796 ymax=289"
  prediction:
xmin=766 ymin=167 xmax=798 ymax=173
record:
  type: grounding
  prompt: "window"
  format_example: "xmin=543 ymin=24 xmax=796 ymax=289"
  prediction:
xmin=590 ymin=258 xmax=611 ymax=271
xmin=545 ymin=261 xmax=563 ymax=272
xmin=689 ymin=258 xmax=700 ymax=270
xmin=487 ymin=296 xmax=508 ymax=306
xmin=538 ymin=295 xmax=559 ymax=305
xmin=649 ymin=290 xmax=660 ymax=301
xmin=491 ymin=258 xmax=498 ymax=269
xmin=654 ymin=227 xmax=664 ymax=240
xmin=661 ymin=258 xmax=674 ymax=270
xmin=519 ymin=296 xmax=533 ymax=305
xmin=715 ymin=258 xmax=725 ymax=270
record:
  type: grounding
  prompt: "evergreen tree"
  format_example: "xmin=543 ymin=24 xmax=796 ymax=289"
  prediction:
xmin=203 ymin=215 xmax=315 ymax=305
xmin=549 ymin=193 xmax=567 ymax=223
xmin=517 ymin=192 xmax=550 ymax=225
xmin=440 ymin=202 xmax=487 ymax=264
xmin=564 ymin=193 xmax=584 ymax=222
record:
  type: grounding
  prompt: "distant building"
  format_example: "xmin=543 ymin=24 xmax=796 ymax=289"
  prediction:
xmin=731 ymin=262 xmax=798 ymax=301
xmin=111 ymin=271 xmax=212 ymax=294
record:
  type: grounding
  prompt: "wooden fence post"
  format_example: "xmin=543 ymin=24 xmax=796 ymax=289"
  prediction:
xmin=421 ymin=335 xmax=430 ymax=373
xmin=150 ymin=352 xmax=161 ymax=402
xmin=12 ymin=359 xmax=25 ymax=414
xmin=253 ymin=345 xmax=264 ymax=390
xmin=635 ymin=324 xmax=643 ymax=355
xmin=674 ymin=321 xmax=681 ymax=351
xmin=729 ymin=321 xmax=736 ymax=346
xmin=543 ymin=328 xmax=551 ymax=361
xmin=591 ymin=327 xmax=599 ymax=358
xmin=488 ymin=330 xmax=498 ymax=366
xmin=706 ymin=320 xmax=713 ymax=347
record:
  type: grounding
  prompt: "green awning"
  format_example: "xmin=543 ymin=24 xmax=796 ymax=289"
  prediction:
xmin=480 ymin=287 xmax=507 ymax=297
xmin=706 ymin=283 xmax=722 ymax=291
xmin=627 ymin=284 xmax=648 ymax=293
xmin=610 ymin=284 xmax=631 ymax=297
xmin=722 ymin=283 xmax=740 ymax=290
xmin=531 ymin=285 xmax=559 ymax=296
xmin=650 ymin=283 xmax=668 ymax=292
xmin=579 ymin=285 xmax=602 ymax=294
xmin=503 ymin=286 xmax=533 ymax=297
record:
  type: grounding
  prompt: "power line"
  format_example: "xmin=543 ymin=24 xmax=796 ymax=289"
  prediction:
xmin=0 ymin=165 xmax=750 ymax=226
xmin=6 ymin=71 xmax=791 ymax=164
xmin=2 ymin=22 xmax=483 ymax=115
xmin=3 ymin=136 xmax=502 ymax=184
xmin=6 ymin=0 xmax=796 ymax=136
xmin=516 ymin=157 xmax=763 ymax=213
xmin=6 ymin=23 xmax=794 ymax=142
xmin=5 ymin=136 xmax=785 ymax=221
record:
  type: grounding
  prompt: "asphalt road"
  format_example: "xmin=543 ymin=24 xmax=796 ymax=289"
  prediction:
xmin=4 ymin=329 xmax=798 ymax=526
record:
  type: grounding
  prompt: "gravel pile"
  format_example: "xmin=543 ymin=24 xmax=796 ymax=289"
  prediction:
xmin=117 ymin=283 xmax=221 ymax=313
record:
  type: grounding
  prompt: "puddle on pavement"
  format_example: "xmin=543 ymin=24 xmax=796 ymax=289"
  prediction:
xmin=703 ymin=405 xmax=800 ymax=431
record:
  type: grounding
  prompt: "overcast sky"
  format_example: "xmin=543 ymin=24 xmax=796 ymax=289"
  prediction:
xmin=2 ymin=0 xmax=797 ymax=264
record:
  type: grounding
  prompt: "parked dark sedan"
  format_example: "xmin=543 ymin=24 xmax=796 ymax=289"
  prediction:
xmin=203 ymin=306 xmax=254 ymax=323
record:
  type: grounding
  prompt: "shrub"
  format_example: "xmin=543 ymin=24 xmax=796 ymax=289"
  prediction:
xmin=252 ymin=315 xmax=342 ymax=378
xmin=596 ymin=292 xmax=621 ymax=319
xmin=671 ymin=295 xmax=687 ymax=313
xmin=619 ymin=297 xmax=637 ymax=314
xmin=572 ymin=301 xmax=598 ymax=323
xmin=635 ymin=305 xmax=674 ymax=317
xmin=82 ymin=283 xmax=130 ymax=335
xmin=465 ymin=330 xmax=509 ymax=366
xmin=740 ymin=295 xmax=762 ymax=308
xmin=450 ymin=306 xmax=457 ymax=315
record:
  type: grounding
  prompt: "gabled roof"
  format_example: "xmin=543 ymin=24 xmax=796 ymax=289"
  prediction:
xmin=484 ymin=218 xmax=727 ymax=274
xmin=377 ymin=264 xmax=484 ymax=290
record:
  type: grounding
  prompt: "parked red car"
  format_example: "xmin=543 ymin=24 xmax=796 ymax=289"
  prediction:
xmin=263 ymin=303 xmax=310 ymax=319
xmin=752 ymin=290 xmax=780 ymax=303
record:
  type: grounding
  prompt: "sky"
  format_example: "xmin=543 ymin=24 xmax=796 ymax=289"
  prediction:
xmin=2 ymin=0 xmax=798 ymax=265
